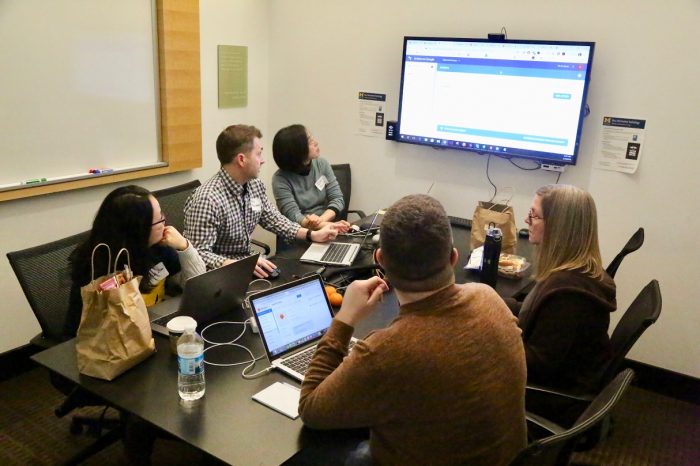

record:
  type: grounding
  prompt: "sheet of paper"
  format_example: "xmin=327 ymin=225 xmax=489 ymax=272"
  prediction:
xmin=357 ymin=91 xmax=386 ymax=137
xmin=252 ymin=381 xmax=300 ymax=419
xmin=594 ymin=116 xmax=646 ymax=174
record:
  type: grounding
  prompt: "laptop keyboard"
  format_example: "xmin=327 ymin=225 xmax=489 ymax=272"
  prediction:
xmin=151 ymin=313 xmax=175 ymax=327
xmin=280 ymin=340 xmax=356 ymax=376
xmin=320 ymin=242 xmax=352 ymax=263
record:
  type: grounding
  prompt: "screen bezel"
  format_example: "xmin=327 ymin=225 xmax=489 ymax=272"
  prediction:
xmin=396 ymin=36 xmax=595 ymax=166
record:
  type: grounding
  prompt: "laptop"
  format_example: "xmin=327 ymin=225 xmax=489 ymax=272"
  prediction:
xmin=149 ymin=253 xmax=259 ymax=336
xmin=249 ymin=274 xmax=356 ymax=382
xmin=299 ymin=212 xmax=380 ymax=266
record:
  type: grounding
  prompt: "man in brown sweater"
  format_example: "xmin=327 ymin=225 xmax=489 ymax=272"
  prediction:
xmin=299 ymin=194 xmax=527 ymax=465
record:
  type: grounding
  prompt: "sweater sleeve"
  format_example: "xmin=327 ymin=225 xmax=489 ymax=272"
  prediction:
xmin=170 ymin=243 xmax=206 ymax=288
xmin=522 ymin=293 xmax=589 ymax=380
xmin=272 ymin=172 xmax=305 ymax=223
xmin=318 ymin=159 xmax=344 ymax=215
xmin=299 ymin=319 xmax=394 ymax=429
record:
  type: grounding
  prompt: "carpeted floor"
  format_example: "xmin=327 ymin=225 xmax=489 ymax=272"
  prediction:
xmin=1 ymin=368 xmax=698 ymax=465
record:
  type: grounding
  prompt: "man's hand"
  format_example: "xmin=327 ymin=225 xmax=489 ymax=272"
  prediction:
xmin=254 ymin=256 xmax=277 ymax=278
xmin=335 ymin=277 xmax=389 ymax=327
xmin=160 ymin=226 xmax=189 ymax=251
xmin=330 ymin=220 xmax=352 ymax=234
xmin=311 ymin=224 xmax=338 ymax=243
xmin=304 ymin=214 xmax=323 ymax=230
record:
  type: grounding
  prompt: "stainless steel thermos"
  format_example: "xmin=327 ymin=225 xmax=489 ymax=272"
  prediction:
xmin=480 ymin=226 xmax=502 ymax=288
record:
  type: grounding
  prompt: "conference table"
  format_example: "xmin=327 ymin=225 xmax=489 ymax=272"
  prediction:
xmin=32 ymin=222 xmax=533 ymax=465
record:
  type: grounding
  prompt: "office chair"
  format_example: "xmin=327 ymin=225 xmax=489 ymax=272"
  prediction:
xmin=331 ymin=164 xmax=367 ymax=222
xmin=152 ymin=179 xmax=201 ymax=232
xmin=526 ymin=280 xmax=661 ymax=435
xmin=606 ymin=227 xmax=644 ymax=278
xmin=511 ymin=368 xmax=635 ymax=466
xmin=154 ymin=179 xmax=271 ymax=256
xmin=7 ymin=231 xmax=123 ymax=464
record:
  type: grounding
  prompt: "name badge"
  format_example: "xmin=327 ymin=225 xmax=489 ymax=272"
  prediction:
xmin=315 ymin=175 xmax=328 ymax=191
xmin=148 ymin=262 xmax=170 ymax=286
xmin=251 ymin=197 xmax=262 ymax=212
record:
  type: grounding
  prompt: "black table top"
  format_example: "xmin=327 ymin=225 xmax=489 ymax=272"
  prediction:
xmin=32 ymin=223 xmax=533 ymax=465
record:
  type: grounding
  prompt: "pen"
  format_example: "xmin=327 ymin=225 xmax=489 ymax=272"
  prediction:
xmin=21 ymin=178 xmax=47 ymax=185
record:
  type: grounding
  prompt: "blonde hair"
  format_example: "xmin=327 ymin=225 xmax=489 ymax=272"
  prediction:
xmin=535 ymin=184 xmax=604 ymax=280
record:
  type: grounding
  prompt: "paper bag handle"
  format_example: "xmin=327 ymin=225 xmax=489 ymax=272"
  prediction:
xmin=113 ymin=248 xmax=132 ymax=284
xmin=90 ymin=243 xmax=112 ymax=285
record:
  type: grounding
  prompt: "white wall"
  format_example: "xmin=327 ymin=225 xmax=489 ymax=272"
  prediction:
xmin=0 ymin=0 xmax=270 ymax=354
xmin=266 ymin=0 xmax=700 ymax=377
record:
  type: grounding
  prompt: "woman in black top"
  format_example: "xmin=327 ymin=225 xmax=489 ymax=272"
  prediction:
xmin=64 ymin=185 xmax=205 ymax=339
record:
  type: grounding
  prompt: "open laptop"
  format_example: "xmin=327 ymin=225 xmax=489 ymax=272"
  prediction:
xmin=249 ymin=274 xmax=356 ymax=382
xmin=299 ymin=212 xmax=380 ymax=266
xmin=149 ymin=253 xmax=259 ymax=336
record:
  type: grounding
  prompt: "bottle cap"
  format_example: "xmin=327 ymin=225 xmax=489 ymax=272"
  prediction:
xmin=166 ymin=316 xmax=197 ymax=333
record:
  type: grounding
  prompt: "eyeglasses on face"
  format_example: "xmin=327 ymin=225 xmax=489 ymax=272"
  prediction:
xmin=527 ymin=208 xmax=543 ymax=222
xmin=151 ymin=214 xmax=166 ymax=226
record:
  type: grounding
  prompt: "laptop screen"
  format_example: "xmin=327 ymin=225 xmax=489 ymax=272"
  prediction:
xmin=250 ymin=276 xmax=334 ymax=358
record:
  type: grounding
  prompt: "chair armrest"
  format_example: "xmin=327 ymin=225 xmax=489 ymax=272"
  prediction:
xmin=348 ymin=209 xmax=367 ymax=220
xmin=526 ymin=411 xmax=566 ymax=435
xmin=251 ymin=239 xmax=271 ymax=256
xmin=526 ymin=383 xmax=594 ymax=403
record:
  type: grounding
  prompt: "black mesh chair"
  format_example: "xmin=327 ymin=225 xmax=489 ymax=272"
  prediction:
xmin=606 ymin=228 xmax=644 ymax=278
xmin=7 ymin=231 xmax=123 ymax=464
xmin=152 ymin=179 xmax=201 ymax=232
xmin=511 ymin=368 xmax=635 ymax=466
xmin=526 ymin=280 xmax=661 ymax=430
xmin=331 ymin=164 xmax=366 ymax=222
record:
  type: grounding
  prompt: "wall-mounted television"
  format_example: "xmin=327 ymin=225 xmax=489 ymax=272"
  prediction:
xmin=396 ymin=37 xmax=595 ymax=166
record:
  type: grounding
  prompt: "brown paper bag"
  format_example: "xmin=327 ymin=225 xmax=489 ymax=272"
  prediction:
xmin=76 ymin=245 xmax=156 ymax=381
xmin=470 ymin=201 xmax=518 ymax=254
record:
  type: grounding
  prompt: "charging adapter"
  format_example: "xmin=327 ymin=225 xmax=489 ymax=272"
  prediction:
xmin=540 ymin=164 xmax=567 ymax=173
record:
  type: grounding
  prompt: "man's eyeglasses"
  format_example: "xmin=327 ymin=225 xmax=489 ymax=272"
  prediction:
xmin=527 ymin=209 xmax=543 ymax=222
xmin=152 ymin=214 xmax=166 ymax=226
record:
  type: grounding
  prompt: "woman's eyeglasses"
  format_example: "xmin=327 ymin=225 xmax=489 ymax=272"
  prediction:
xmin=151 ymin=214 xmax=166 ymax=226
xmin=527 ymin=209 xmax=543 ymax=223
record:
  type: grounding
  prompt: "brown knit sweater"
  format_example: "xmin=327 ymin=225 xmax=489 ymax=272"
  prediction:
xmin=299 ymin=283 xmax=527 ymax=466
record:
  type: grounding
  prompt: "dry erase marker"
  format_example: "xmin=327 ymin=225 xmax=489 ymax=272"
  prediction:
xmin=21 ymin=178 xmax=47 ymax=185
xmin=89 ymin=168 xmax=113 ymax=174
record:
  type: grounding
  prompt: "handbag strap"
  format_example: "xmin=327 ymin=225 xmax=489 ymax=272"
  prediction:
xmin=90 ymin=243 xmax=112 ymax=285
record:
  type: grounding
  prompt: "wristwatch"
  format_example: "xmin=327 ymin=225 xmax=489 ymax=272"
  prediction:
xmin=306 ymin=229 xmax=313 ymax=243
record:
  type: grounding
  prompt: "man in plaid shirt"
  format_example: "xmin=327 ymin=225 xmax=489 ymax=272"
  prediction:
xmin=184 ymin=124 xmax=338 ymax=278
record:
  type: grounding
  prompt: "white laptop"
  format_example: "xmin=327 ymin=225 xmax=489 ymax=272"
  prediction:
xmin=298 ymin=212 xmax=380 ymax=266
xmin=249 ymin=274 xmax=356 ymax=382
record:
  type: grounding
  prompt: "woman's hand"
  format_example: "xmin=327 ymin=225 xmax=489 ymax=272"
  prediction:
xmin=160 ymin=226 xmax=189 ymax=251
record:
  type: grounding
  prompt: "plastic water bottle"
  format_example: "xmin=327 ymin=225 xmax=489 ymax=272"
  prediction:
xmin=177 ymin=324 xmax=205 ymax=401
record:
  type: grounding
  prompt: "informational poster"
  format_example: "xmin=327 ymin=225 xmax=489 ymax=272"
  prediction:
xmin=218 ymin=45 xmax=248 ymax=108
xmin=357 ymin=91 xmax=386 ymax=137
xmin=594 ymin=116 xmax=646 ymax=174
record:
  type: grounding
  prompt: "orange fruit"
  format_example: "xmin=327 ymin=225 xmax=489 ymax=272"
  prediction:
xmin=324 ymin=285 xmax=336 ymax=298
xmin=328 ymin=292 xmax=343 ymax=307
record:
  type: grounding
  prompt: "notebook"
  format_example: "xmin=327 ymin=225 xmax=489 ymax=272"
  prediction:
xmin=298 ymin=212 xmax=380 ymax=266
xmin=148 ymin=253 xmax=259 ymax=336
xmin=249 ymin=274 xmax=355 ymax=382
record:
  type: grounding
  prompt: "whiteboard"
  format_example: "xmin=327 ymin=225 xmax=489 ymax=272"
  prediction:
xmin=0 ymin=0 xmax=160 ymax=187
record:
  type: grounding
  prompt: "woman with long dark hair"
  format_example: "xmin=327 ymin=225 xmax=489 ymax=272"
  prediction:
xmin=64 ymin=185 xmax=205 ymax=338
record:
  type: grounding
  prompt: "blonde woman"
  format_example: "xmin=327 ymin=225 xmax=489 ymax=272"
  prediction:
xmin=507 ymin=184 xmax=616 ymax=423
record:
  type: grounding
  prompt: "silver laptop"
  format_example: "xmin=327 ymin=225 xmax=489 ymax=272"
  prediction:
xmin=149 ymin=253 xmax=259 ymax=335
xmin=249 ymin=274 xmax=356 ymax=382
xmin=299 ymin=212 xmax=380 ymax=266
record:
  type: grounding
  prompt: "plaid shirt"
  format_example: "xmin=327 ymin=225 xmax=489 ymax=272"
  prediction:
xmin=184 ymin=168 xmax=300 ymax=269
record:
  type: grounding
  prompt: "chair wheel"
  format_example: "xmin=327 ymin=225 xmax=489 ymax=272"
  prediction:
xmin=69 ymin=419 xmax=83 ymax=435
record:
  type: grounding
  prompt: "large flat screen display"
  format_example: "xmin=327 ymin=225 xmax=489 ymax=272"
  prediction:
xmin=397 ymin=37 xmax=595 ymax=165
